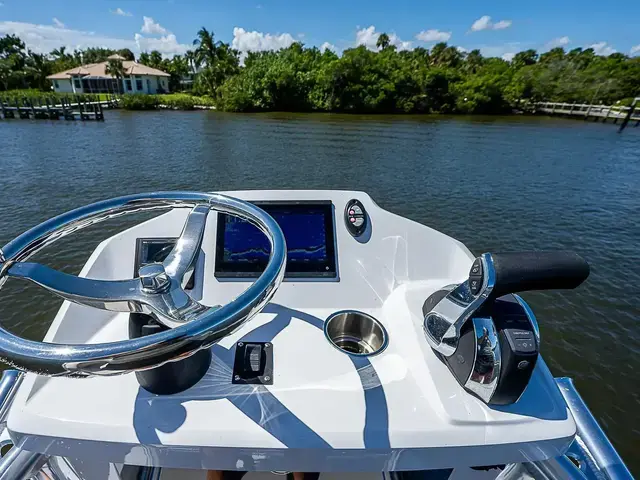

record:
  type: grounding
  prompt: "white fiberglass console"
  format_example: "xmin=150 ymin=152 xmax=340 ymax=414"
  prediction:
xmin=6 ymin=190 xmax=575 ymax=472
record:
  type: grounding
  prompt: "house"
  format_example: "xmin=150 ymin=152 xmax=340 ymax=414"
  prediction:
xmin=47 ymin=54 xmax=171 ymax=95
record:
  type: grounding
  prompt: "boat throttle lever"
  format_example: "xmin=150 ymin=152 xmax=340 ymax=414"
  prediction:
xmin=423 ymin=251 xmax=589 ymax=405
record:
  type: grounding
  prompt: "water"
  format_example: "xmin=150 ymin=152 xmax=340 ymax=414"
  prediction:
xmin=1 ymin=111 xmax=639 ymax=472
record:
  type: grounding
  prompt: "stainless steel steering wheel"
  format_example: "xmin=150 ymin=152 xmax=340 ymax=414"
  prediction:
xmin=0 ymin=192 xmax=286 ymax=377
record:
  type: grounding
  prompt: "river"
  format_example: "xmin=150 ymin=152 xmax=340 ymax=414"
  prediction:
xmin=1 ymin=111 xmax=639 ymax=473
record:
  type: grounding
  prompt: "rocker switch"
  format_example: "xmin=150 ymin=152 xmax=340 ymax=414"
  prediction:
xmin=345 ymin=199 xmax=367 ymax=237
xmin=232 ymin=342 xmax=273 ymax=385
xmin=245 ymin=344 xmax=262 ymax=373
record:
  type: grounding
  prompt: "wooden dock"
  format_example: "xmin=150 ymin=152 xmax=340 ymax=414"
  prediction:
xmin=0 ymin=96 xmax=119 ymax=121
xmin=534 ymin=99 xmax=640 ymax=132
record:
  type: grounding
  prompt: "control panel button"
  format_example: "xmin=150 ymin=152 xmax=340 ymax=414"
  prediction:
xmin=469 ymin=277 xmax=483 ymax=294
xmin=344 ymin=199 xmax=367 ymax=238
xmin=470 ymin=259 xmax=482 ymax=276
xmin=245 ymin=344 xmax=263 ymax=373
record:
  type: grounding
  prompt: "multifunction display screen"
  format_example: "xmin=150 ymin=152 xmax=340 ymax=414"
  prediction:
xmin=215 ymin=201 xmax=337 ymax=278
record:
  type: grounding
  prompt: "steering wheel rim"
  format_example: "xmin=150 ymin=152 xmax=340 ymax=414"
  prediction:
xmin=0 ymin=192 xmax=287 ymax=377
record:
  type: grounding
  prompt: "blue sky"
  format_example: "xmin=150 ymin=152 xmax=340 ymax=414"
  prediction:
xmin=1 ymin=0 xmax=639 ymax=59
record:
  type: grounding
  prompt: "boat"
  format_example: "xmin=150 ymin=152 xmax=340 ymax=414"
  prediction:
xmin=0 ymin=190 xmax=632 ymax=480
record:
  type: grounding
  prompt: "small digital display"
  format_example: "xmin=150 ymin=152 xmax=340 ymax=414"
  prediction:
xmin=215 ymin=202 xmax=337 ymax=278
xmin=134 ymin=238 xmax=195 ymax=289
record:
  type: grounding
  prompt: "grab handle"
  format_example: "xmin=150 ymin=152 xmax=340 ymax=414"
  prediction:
xmin=487 ymin=251 xmax=590 ymax=299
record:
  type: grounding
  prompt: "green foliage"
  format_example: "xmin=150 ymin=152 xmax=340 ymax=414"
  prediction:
xmin=216 ymin=41 xmax=639 ymax=113
xmin=2 ymin=30 xmax=639 ymax=114
xmin=157 ymin=93 xmax=216 ymax=109
xmin=120 ymin=94 xmax=159 ymax=110
xmin=0 ymin=89 xmax=105 ymax=103
xmin=120 ymin=93 xmax=215 ymax=110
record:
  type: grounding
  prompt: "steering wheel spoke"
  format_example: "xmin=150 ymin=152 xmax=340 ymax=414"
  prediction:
xmin=7 ymin=262 xmax=145 ymax=313
xmin=163 ymin=204 xmax=210 ymax=283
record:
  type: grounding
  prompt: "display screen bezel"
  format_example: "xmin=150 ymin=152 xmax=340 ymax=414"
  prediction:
xmin=214 ymin=200 xmax=337 ymax=279
xmin=134 ymin=238 xmax=195 ymax=289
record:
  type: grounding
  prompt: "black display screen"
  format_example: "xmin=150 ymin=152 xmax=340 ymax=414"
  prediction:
xmin=134 ymin=238 xmax=195 ymax=289
xmin=215 ymin=201 xmax=337 ymax=278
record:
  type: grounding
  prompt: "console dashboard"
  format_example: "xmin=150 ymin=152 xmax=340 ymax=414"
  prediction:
xmin=134 ymin=198 xmax=359 ymax=283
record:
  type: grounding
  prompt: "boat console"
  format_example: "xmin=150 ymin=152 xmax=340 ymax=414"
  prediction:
xmin=0 ymin=190 xmax=601 ymax=476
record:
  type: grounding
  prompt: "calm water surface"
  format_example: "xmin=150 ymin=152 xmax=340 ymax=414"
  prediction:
xmin=1 ymin=111 xmax=639 ymax=472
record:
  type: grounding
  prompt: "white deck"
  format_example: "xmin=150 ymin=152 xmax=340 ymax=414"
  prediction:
xmin=7 ymin=190 xmax=575 ymax=472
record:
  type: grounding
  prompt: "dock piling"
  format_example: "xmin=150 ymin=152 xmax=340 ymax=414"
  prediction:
xmin=618 ymin=98 xmax=638 ymax=133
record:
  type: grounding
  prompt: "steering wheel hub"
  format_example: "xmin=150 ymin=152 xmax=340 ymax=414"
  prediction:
xmin=139 ymin=263 xmax=171 ymax=293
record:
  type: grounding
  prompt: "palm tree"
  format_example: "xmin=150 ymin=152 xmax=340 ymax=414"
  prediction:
xmin=25 ymin=51 xmax=51 ymax=90
xmin=138 ymin=52 xmax=151 ymax=66
xmin=193 ymin=27 xmax=219 ymax=67
xmin=105 ymin=58 xmax=126 ymax=94
xmin=51 ymin=46 xmax=67 ymax=60
xmin=185 ymin=50 xmax=198 ymax=73
xmin=149 ymin=51 xmax=163 ymax=69
xmin=465 ymin=49 xmax=484 ymax=74
xmin=376 ymin=33 xmax=391 ymax=51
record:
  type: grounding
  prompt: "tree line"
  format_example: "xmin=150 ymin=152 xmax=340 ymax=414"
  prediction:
xmin=1 ymin=29 xmax=639 ymax=113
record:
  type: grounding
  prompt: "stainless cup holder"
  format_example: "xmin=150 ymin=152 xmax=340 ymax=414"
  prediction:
xmin=324 ymin=311 xmax=388 ymax=357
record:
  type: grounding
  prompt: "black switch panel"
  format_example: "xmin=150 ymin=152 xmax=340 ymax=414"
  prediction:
xmin=505 ymin=329 xmax=536 ymax=354
xmin=345 ymin=199 xmax=367 ymax=237
xmin=468 ymin=258 xmax=484 ymax=295
xmin=232 ymin=342 xmax=273 ymax=385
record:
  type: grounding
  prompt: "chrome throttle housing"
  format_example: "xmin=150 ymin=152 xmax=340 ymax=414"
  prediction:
xmin=423 ymin=251 xmax=590 ymax=405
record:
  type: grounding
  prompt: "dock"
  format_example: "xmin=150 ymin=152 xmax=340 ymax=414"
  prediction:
xmin=0 ymin=96 xmax=119 ymax=121
xmin=534 ymin=99 xmax=640 ymax=132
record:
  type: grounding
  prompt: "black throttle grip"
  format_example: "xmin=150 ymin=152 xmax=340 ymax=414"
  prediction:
xmin=487 ymin=251 xmax=590 ymax=299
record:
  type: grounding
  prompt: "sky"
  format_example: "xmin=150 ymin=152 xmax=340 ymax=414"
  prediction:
xmin=1 ymin=0 xmax=639 ymax=60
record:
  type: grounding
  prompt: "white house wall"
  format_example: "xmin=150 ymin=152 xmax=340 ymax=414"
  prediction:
xmin=51 ymin=79 xmax=75 ymax=94
xmin=121 ymin=75 xmax=169 ymax=94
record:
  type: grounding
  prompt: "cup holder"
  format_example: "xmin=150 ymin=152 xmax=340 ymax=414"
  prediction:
xmin=324 ymin=311 xmax=388 ymax=357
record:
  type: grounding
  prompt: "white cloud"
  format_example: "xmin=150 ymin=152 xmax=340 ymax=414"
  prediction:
xmin=111 ymin=8 xmax=132 ymax=17
xmin=231 ymin=27 xmax=296 ymax=57
xmin=320 ymin=42 xmax=337 ymax=53
xmin=0 ymin=20 xmax=136 ymax=53
xmin=52 ymin=18 xmax=65 ymax=29
xmin=355 ymin=26 xmax=412 ymax=51
xmin=631 ymin=45 xmax=640 ymax=55
xmin=457 ymin=46 xmax=469 ymax=53
xmin=141 ymin=16 xmax=168 ymax=35
xmin=470 ymin=16 xmax=512 ymax=32
xmin=492 ymin=20 xmax=512 ymax=30
xmin=415 ymin=29 xmax=451 ymax=43
xmin=589 ymin=41 xmax=616 ymax=56
xmin=0 ymin=20 xmax=189 ymax=57
xmin=134 ymin=34 xmax=189 ymax=56
xmin=546 ymin=36 xmax=570 ymax=49
xmin=502 ymin=52 xmax=516 ymax=61
xmin=476 ymin=43 xmax=522 ymax=59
